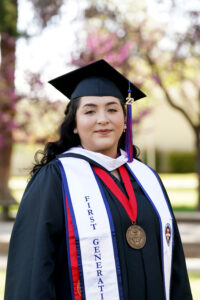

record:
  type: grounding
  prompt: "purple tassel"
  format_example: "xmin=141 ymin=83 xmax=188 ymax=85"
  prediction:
xmin=125 ymin=103 xmax=133 ymax=162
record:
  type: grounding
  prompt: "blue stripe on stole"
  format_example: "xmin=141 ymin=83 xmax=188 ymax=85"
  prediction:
xmin=92 ymin=167 xmax=124 ymax=300
xmin=125 ymin=163 xmax=168 ymax=300
xmin=57 ymin=160 xmax=86 ymax=300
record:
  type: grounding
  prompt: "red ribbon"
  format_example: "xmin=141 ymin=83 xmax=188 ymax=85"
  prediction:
xmin=65 ymin=195 xmax=82 ymax=299
xmin=93 ymin=165 xmax=137 ymax=223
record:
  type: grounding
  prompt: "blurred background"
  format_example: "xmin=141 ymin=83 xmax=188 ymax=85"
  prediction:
xmin=0 ymin=0 xmax=200 ymax=298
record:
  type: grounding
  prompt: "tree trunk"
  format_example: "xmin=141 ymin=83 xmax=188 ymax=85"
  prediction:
xmin=195 ymin=129 xmax=200 ymax=211
xmin=0 ymin=30 xmax=17 ymax=220
xmin=0 ymin=131 xmax=16 ymax=218
xmin=156 ymin=74 xmax=200 ymax=212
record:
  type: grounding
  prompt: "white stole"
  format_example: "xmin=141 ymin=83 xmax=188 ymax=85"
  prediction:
xmin=59 ymin=157 xmax=122 ymax=300
xmin=58 ymin=152 xmax=173 ymax=300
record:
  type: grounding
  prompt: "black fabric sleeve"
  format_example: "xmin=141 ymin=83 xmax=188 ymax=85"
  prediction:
xmin=4 ymin=161 xmax=66 ymax=300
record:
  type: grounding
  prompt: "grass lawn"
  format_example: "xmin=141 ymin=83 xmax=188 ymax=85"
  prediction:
xmin=160 ymin=173 xmax=198 ymax=211
xmin=0 ymin=270 xmax=5 ymax=300
xmin=189 ymin=272 xmax=200 ymax=300
xmin=0 ymin=269 xmax=199 ymax=299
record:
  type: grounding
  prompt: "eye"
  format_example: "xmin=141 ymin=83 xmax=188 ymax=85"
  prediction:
xmin=108 ymin=108 xmax=118 ymax=112
xmin=85 ymin=110 xmax=96 ymax=115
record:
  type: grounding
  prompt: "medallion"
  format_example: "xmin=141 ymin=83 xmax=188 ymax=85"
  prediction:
xmin=165 ymin=223 xmax=171 ymax=246
xmin=126 ymin=224 xmax=146 ymax=249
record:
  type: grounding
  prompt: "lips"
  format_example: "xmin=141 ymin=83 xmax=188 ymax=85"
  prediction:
xmin=95 ymin=129 xmax=112 ymax=134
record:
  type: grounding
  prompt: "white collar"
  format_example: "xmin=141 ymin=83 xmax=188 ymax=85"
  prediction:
xmin=64 ymin=146 xmax=128 ymax=171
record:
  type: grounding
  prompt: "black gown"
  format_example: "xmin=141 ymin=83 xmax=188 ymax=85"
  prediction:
xmin=4 ymin=154 xmax=192 ymax=300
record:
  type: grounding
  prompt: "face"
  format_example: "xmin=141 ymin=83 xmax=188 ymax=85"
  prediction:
xmin=74 ymin=96 xmax=125 ymax=157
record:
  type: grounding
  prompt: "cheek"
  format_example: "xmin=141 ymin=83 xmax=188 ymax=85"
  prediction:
xmin=76 ymin=115 xmax=95 ymax=133
xmin=113 ymin=113 xmax=125 ymax=129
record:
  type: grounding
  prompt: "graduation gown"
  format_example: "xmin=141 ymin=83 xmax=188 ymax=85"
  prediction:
xmin=4 ymin=154 xmax=192 ymax=300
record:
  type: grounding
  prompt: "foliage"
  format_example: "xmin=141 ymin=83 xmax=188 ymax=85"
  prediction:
xmin=0 ymin=33 xmax=18 ymax=148
xmin=0 ymin=0 xmax=66 ymax=148
xmin=30 ymin=0 xmax=64 ymax=27
xmin=72 ymin=31 xmax=132 ymax=71
xmin=14 ymin=98 xmax=66 ymax=144
xmin=77 ymin=0 xmax=200 ymax=131
xmin=168 ymin=151 xmax=196 ymax=173
xmin=0 ymin=0 xmax=18 ymax=35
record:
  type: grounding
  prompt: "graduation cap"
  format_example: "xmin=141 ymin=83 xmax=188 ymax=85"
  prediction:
xmin=49 ymin=59 xmax=146 ymax=162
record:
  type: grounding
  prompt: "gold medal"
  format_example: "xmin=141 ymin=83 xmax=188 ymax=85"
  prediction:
xmin=126 ymin=224 xmax=146 ymax=249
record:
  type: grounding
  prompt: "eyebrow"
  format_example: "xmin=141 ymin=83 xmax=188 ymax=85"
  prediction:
xmin=82 ymin=101 xmax=120 ymax=108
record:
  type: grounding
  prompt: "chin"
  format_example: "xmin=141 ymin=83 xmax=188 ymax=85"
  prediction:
xmin=93 ymin=144 xmax=117 ymax=156
xmin=94 ymin=143 xmax=114 ymax=151
xmin=82 ymin=140 xmax=118 ymax=155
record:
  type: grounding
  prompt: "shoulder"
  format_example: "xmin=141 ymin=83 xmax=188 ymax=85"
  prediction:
xmin=13 ymin=160 xmax=65 ymax=242
xmin=17 ymin=159 xmax=64 ymax=219
xmin=24 ymin=160 xmax=62 ymax=197
xmin=32 ymin=159 xmax=61 ymax=181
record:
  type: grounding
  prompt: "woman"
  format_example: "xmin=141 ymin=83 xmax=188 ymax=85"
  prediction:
xmin=5 ymin=60 xmax=192 ymax=300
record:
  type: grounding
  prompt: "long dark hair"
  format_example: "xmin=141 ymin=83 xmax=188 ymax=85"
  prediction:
xmin=30 ymin=97 xmax=140 ymax=176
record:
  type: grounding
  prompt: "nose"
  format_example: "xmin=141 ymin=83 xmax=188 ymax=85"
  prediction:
xmin=97 ymin=110 xmax=109 ymax=124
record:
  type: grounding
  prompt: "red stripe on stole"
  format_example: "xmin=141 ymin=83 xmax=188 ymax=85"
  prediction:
xmin=65 ymin=195 xmax=82 ymax=299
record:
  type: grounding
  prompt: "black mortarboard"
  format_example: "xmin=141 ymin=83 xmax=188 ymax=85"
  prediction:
xmin=48 ymin=59 xmax=146 ymax=101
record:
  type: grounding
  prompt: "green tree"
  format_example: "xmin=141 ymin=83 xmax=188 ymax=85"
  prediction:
xmin=0 ymin=0 xmax=66 ymax=220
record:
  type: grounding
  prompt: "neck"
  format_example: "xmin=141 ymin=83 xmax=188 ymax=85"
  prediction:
xmin=111 ymin=169 xmax=121 ymax=180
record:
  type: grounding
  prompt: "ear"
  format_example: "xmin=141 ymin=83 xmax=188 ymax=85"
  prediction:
xmin=73 ymin=128 xmax=78 ymax=134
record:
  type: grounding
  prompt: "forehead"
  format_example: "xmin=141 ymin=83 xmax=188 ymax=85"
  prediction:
xmin=78 ymin=96 xmax=121 ymax=107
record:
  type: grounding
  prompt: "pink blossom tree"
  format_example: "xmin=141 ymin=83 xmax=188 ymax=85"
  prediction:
xmin=0 ymin=0 xmax=66 ymax=220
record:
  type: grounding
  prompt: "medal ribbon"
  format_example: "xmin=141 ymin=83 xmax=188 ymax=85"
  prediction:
xmin=93 ymin=165 xmax=137 ymax=223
